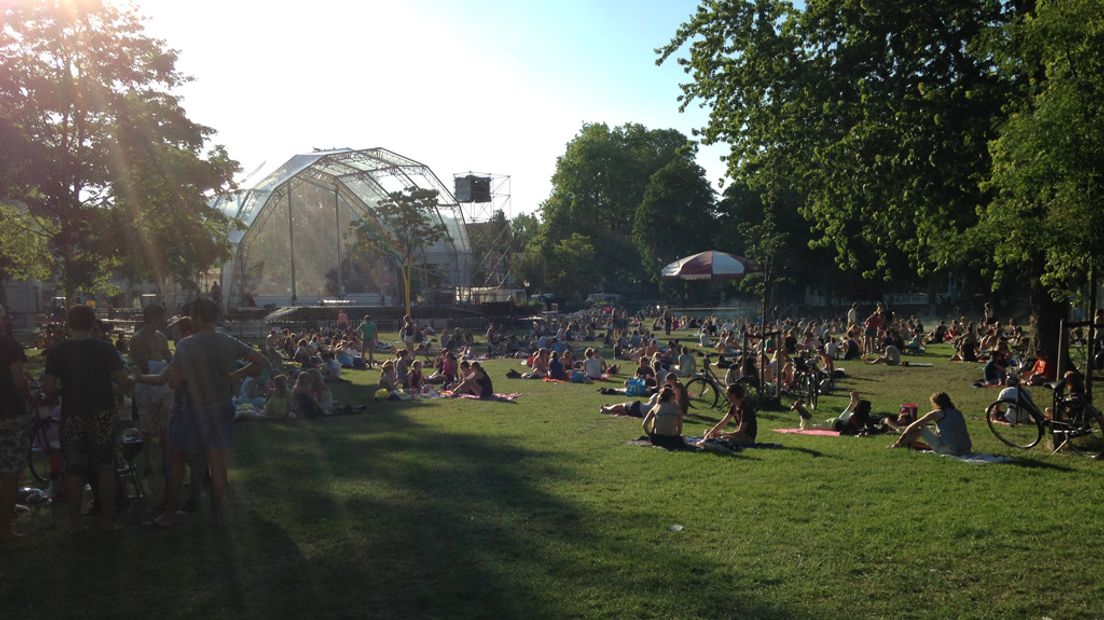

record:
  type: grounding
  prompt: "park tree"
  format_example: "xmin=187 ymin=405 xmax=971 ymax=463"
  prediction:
xmin=0 ymin=0 xmax=239 ymax=298
xmin=349 ymin=187 xmax=447 ymax=316
xmin=979 ymin=0 xmax=1104 ymax=357
xmin=632 ymin=155 xmax=717 ymax=288
xmin=657 ymin=1 xmax=1101 ymax=344
xmin=535 ymin=122 xmax=699 ymax=296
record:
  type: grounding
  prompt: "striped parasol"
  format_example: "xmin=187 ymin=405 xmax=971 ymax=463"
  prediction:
xmin=660 ymin=251 xmax=755 ymax=281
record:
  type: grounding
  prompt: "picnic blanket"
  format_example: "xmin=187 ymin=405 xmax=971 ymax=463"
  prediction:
xmin=438 ymin=390 xmax=521 ymax=402
xmin=773 ymin=428 xmax=841 ymax=437
xmin=627 ymin=436 xmax=783 ymax=454
xmin=934 ymin=451 xmax=1014 ymax=464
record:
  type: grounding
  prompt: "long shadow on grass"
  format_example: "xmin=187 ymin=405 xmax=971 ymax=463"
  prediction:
xmin=220 ymin=411 xmax=805 ymax=618
xmin=1005 ymin=456 xmax=1076 ymax=472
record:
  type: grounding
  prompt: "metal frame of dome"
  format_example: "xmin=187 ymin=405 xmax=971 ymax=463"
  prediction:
xmin=216 ymin=148 xmax=473 ymax=307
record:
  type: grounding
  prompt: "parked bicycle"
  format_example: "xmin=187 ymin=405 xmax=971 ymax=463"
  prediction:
xmin=27 ymin=410 xmax=62 ymax=485
xmin=686 ymin=354 xmax=760 ymax=411
xmin=986 ymin=377 xmax=1104 ymax=458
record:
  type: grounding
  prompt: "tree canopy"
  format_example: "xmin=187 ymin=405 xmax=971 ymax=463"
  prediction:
xmin=522 ymin=122 xmax=718 ymax=301
xmin=0 ymin=0 xmax=238 ymax=296
xmin=349 ymin=187 xmax=447 ymax=313
xmin=659 ymin=0 xmax=1103 ymax=356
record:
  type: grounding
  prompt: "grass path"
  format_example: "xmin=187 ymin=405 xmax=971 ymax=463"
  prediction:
xmin=3 ymin=333 xmax=1103 ymax=618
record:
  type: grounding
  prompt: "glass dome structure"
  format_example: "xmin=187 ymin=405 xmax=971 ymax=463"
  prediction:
xmin=214 ymin=148 xmax=473 ymax=307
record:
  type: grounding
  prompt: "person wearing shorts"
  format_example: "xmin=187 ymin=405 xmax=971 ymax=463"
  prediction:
xmin=1 ymin=334 xmax=33 ymax=540
xmin=358 ymin=314 xmax=378 ymax=368
xmin=43 ymin=305 xmax=134 ymax=532
xmin=155 ymin=298 xmax=268 ymax=528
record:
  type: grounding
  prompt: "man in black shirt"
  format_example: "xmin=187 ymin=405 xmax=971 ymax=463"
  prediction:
xmin=43 ymin=306 xmax=134 ymax=532
xmin=1 ymin=333 xmax=33 ymax=540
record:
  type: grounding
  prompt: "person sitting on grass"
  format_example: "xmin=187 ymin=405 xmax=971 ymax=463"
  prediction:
xmin=308 ymin=369 xmax=334 ymax=413
xmin=677 ymin=346 xmax=695 ymax=377
xmin=548 ymin=351 xmax=569 ymax=381
xmin=264 ymin=375 xmax=290 ymax=419
xmin=378 ymin=361 xmax=400 ymax=393
xmin=522 ymin=348 xmax=549 ymax=379
xmin=867 ymin=342 xmax=902 ymax=366
xmin=700 ymin=383 xmax=756 ymax=447
xmin=452 ymin=361 xmax=493 ymax=399
xmin=583 ymin=348 xmax=605 ymax=380
xmin=641 ymin=386 xmax=684 ymax=448
xmin=973 ymin=350 xmax=1008 ymax=387
xmin=406 ymin=360 xmax=425 ymax=393
xmin=1019 ymin=349 xmax=1054 ymax=386
xmin=890 ymin=392 xmax=973 ymax=456
xmin=904 ymin=333 xmax=926 ymax=354
xmin=290 ymin=372 xmax=325 ymax=419
xmin=791 ymin=391 xmax=873 ymax=434
xmin=426 ymin=350 xmax=457 ymax=385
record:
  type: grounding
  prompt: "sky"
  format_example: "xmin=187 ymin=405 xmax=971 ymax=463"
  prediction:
xmin=138 ymin=0 xmax=728 ymax=217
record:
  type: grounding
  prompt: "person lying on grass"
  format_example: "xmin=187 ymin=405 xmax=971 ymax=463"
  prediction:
xmin=699 ymin=383 xmax=757 ymax=447
xmin=791 ymin=391 xmax=875 ymax=434
xmin=452 ymin=361 xmax=493 ymax=399
xmin=600 ymin=373 xmax=678 ymax=417
xmin=890 ymin=392 xmax=973 ymax=456
xmin=641 ymin=386 xmax=684 ymax=448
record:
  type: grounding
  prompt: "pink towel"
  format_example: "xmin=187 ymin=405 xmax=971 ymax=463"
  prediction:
xmin=773 ymin=428 xmax=840 ymax=437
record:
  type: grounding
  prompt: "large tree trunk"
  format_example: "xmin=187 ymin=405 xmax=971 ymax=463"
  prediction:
xmin=1028 ymin=274 xmax=1069 ymax=369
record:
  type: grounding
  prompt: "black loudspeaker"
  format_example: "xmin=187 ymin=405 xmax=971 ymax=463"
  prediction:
xmin=455 ymin=175 xmax=492 ymax=203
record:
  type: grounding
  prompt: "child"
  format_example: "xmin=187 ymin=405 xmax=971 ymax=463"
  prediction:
xmin=264 ymin=375 xmax=290 ymax=418
xmin=290 ymin=372 xmax=325 ymax=418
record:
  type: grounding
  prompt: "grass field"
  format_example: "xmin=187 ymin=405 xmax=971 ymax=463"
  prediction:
xmin=3 ymin=331 xmax=1104 ymax=619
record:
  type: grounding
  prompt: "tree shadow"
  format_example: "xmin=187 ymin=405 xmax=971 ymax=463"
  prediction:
xmin=1 ymin=409 xmax=804 ymax=618
xmin=1005 ymin=456 xmax=1076 ymax=472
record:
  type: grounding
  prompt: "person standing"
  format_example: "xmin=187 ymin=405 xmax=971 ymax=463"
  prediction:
xmin=358 ymin=314 xmax=378 ymax=368
xmin=847 ymin=303 xmax=858 ymax=327
xmin=43 ymin=306 xmax=134 ymax=532
xmin=1 ymin=332 xmax=34 ymax=540
xmin=156 ymin=299 xmax=268 ymax=527
xmin=129 ymin=304 xmax=173 ymax=475
xmin=336 ymin=308 xmax=349 ymax=333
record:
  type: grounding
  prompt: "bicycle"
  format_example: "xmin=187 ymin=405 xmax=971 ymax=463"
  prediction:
xmin=790 ymin=353 xmax=824 ymax=411
xmin=27 ymin=411 xmax=62 ymax=485
xmin=686 ymin=354 xmax=760 ymax=411
xmin=986 ymin=380 xmax=1104 ymax=458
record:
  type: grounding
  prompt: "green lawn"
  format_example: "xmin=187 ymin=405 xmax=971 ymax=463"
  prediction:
xmin=4 ymin=332 xmax=1104 ymax=619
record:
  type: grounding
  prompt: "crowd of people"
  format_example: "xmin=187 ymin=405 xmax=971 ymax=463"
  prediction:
xmin=3 ymin=297 xmax=1098 ymax=539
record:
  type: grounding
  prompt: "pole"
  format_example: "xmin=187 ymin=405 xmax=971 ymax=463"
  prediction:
xmin=403 ymin=263 xmax=412 ymax=318
xmin=1087 ymin=265 xmax=1097 ymax=402
xmin=335 ymin=186 xmax=343 ymax=296
xmin=287 ymin=186 xmax=297 ymax=306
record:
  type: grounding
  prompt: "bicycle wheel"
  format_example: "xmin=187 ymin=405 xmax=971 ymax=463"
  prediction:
xmin=986 ymin=401 xmax=1043 ymax=449
xmin=1061 ymin=406 xmax=1104 ymax=458
xmin=805 ymin=373 xmax=819 ymax=410
xmin=686 ymin=377 xmax=720 ymax=410
xmin=1068 ymin=343 xmax=1088 ymax=373
xmin=27 ymin=417 xmax=61 ymax=484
